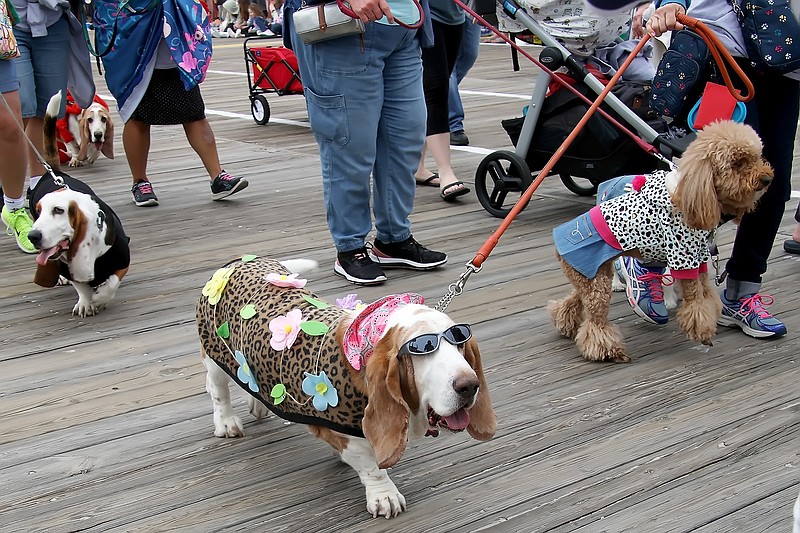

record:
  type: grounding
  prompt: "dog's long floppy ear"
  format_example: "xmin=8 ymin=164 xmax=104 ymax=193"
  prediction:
xmin=66 ymin=200 xmax=87 ymax=261
xmin=101 ymin=110 xmax=114 ymax=159
xmin=362 ymin=326 xmax=412 ymax=470
xmin=463 ymin=338 xmax=497 ymax=441
xmin=77 ymin=112 xmax=90 ymax=162
xmin=672 ymin=143 xmax=721 ymax=231
xmin=34 ymin=261 xmax=61 ymax=287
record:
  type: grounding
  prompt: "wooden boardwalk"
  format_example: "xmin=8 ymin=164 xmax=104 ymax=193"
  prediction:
xmin=1 ymin=40 xmax=798 ymax=533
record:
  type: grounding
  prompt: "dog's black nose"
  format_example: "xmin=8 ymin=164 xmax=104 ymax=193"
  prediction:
xmin=28 ymin=229 xmax=42 ymax=247
xmin=453 ymin=375 xmax=479 ymax=403
xmin=93 ymin=131 xmax=103 ymax=141
xmin=760 ymin=175 xmax=772 ymax=188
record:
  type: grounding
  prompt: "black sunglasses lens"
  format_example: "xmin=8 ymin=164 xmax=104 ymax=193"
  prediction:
xmin=407 ymin=334 xmax=440 ymax=354
xmin=445 ymin=324 xmax=471 ymax=344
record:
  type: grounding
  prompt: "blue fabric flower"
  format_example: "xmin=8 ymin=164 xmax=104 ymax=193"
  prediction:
xmin=301 ymin=371 xmax=339 ymax=411
xmin=234 ymin=350 xmax=259 ymax=393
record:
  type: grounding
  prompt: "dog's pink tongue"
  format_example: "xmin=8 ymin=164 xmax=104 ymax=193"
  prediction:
xmin=443 ymin=409 xmax=471 ymax=430
xmin=36 ymin=246 xmax=60 ymax=266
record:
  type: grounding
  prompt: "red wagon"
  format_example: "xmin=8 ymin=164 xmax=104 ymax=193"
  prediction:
xmin=243 ymin=37 xmax=304 ymax=125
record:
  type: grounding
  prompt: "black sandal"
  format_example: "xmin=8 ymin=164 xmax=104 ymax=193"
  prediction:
xmin=440 ymin=181 xmax=470 ymax=202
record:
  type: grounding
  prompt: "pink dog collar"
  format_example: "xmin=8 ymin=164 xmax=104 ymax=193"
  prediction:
xmin=343 ymin=293 xmax=425 ymax=370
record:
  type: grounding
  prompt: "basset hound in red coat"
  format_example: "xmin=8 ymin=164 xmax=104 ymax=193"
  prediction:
xmin=55 ymin=91 xmax=115 ymax=167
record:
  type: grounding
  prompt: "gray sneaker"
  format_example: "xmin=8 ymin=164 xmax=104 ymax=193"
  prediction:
xmin=131 ymin=180 xmax=159 ymax=207
xmin=210 ymin=170 xmax=248 ymax=200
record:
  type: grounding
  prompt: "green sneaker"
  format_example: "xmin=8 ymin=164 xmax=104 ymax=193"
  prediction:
xmin=2 ymin=206 xmax=36 ymax=254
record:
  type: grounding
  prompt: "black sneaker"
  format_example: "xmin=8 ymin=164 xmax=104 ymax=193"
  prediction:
xmin=131 ymin=180 xmax=159 ymax=207
xmin=335 ymin=248 xmax=387 ymax=285
xmin=450 ymin=130 xmax=469 ymax=146
xmin=372 ymin=236 xmax=447 ymax=269
xmin=211 ymin=170 xmax=249 ymax=200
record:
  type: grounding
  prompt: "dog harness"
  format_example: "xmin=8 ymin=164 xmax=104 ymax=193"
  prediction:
xmin=197 ymin=257 xmax=375 ymax=438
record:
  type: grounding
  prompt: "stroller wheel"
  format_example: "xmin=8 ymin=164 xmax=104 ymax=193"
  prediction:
xmin=475 ymin=151 xmax=533 ymax=219
xmin=250 ymin=95 xmax=271 ymax=125
xmin=560 ymin=174 xmax=598 ymax=196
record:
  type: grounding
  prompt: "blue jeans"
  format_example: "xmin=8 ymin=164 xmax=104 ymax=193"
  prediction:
xmin=13 ymin=15 xmax=70 ymax=118
xmin=448 ymin=20 xmax=480 ymax=133
xmin=290 ymin=25 xmax=425 ymax=252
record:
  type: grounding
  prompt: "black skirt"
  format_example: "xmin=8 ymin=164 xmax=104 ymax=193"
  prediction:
xmin=130 ymin=68 xmax=206 ymax=125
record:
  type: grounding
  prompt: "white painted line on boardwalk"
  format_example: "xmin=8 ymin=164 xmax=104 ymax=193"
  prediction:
xmin=205 ymin=108 xmax=310 ymax=128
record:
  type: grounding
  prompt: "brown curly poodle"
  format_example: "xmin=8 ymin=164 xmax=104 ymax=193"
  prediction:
xmin=548 ymin=121 xmax=774 ymax=363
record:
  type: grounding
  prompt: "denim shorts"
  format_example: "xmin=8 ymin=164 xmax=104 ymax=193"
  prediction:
xmin=13 ymin=15 xmax=70 ymax=118
xmin=0 ymin=59 xmax=19 ymax=93
xmin=553 ymin=212 xmax=621 ymax=278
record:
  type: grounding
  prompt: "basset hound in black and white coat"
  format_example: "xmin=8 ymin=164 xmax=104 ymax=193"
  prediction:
xmin=27 ymin=91 xmax=130 ymax=317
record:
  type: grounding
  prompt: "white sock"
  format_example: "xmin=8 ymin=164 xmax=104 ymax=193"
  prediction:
xmin=29 ymin=175 xmax=42 ymax=190
xmin=3 ymin=195 xmax=25 ymax=211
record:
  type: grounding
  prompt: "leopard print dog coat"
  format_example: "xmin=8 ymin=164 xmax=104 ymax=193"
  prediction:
xmin=196 ymin=257 xmax=368 ymax=438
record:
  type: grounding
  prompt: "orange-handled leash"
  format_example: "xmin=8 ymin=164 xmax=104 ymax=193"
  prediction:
xmin=434 ymin=14 xmax=754 ymax=312
xmin=676 ymin=14 xmax=754 ymax=102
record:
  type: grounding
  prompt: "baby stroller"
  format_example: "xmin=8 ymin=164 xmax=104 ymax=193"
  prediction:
xmin=474 ymin=2 xmax=691 ymax=218
xmin=243 ymin=37 xmax=304 ymax=125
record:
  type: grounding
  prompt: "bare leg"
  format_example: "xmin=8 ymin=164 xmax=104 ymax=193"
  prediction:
xmin=183 ymin=119 xmax=222 ymax=180
xmin=123 ymin=119 xmax=151 ymax=183
xmin=424 ymin=132 xmax=465 ymax=194
xmin=23 ymin=117 xmax=47 ymax=178
xmin=0 ymin=91 xmax=27 ymax=198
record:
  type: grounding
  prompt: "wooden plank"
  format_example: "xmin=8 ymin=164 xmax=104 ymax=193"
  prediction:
xmin=0 ymin=40 xmax=799 ymax=533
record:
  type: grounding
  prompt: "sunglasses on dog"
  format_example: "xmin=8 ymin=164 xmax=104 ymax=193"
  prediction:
xmin=398 ymin=324 xmax=472 ymax=356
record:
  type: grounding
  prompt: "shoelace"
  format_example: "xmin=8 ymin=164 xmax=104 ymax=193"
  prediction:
xmin=636 ymin=272 xmax=674 ymax=303
xmin=6 ymin=209 xmax=32 ymax=234
xmin=136 ymin=182 xmax=154 ymax=194
xmin=217 ymin=172 xmax=236 ymax=182
xmin=738 ymin=294 xmax=775 ymax=318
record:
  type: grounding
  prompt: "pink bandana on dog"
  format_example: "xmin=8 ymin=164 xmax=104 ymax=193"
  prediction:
xmin=343 ymin=293 xmax=425 ymax=371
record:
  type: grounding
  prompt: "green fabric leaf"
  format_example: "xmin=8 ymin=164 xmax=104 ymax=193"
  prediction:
xmin=241 ymin=254 xmax=258 ymax=262
xmin=270 ymin=383 xmax=286 ymax=405
xmin=302 ymin=295 xmax=330 ymax=309
xmin=216 ymin=321 xmax=230 ymax=339
xmin=240 ymin=304 xmax=257 ymax=319
xmin=300 ymin=321 xmax=329 ymax=336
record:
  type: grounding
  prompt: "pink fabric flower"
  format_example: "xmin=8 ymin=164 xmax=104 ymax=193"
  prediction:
xmin=265 ymin=272 xmax=307 ymax=288
xmin=184 ymin=33 xmax=197 ymax=51
xmin=631 ymin=174 xmax=647 ymax=192
xmin=269 ymin=308 xmax=303 ymax=351
xmin=179 ymin=52 xmax=198 ymax=72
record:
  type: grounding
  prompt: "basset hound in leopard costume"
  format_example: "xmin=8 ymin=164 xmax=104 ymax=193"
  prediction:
xmin=196 ymin=256 xmax=496 ymax=518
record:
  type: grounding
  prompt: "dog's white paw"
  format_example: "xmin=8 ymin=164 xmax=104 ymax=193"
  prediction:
xmin=68 ymin=157 xmax=84 ymax=168
xmin=365 ymin=483 xmax=406 ymax=519
xmin=73 ymin=299 xmax=97 ymax=317
xmin=57 ymin=276 xmax=71 ymax=286
xmin=213 ymin=415 xmax=244 ymax=438
xmin=247 ymin=396 xmax=269 ymax=420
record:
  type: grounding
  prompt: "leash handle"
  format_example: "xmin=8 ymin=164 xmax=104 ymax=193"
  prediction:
xmin=677 ymin=14 xmax=754 ymax=102
xmin=336 ymin=0 xmax=424 ymax=29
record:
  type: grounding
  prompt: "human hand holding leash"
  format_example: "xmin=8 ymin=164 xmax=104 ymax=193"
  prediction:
xmin=342 ymin=0 xmax=395 ymax=25
xmin=646 ymin=2 xmax=685 ymax=36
